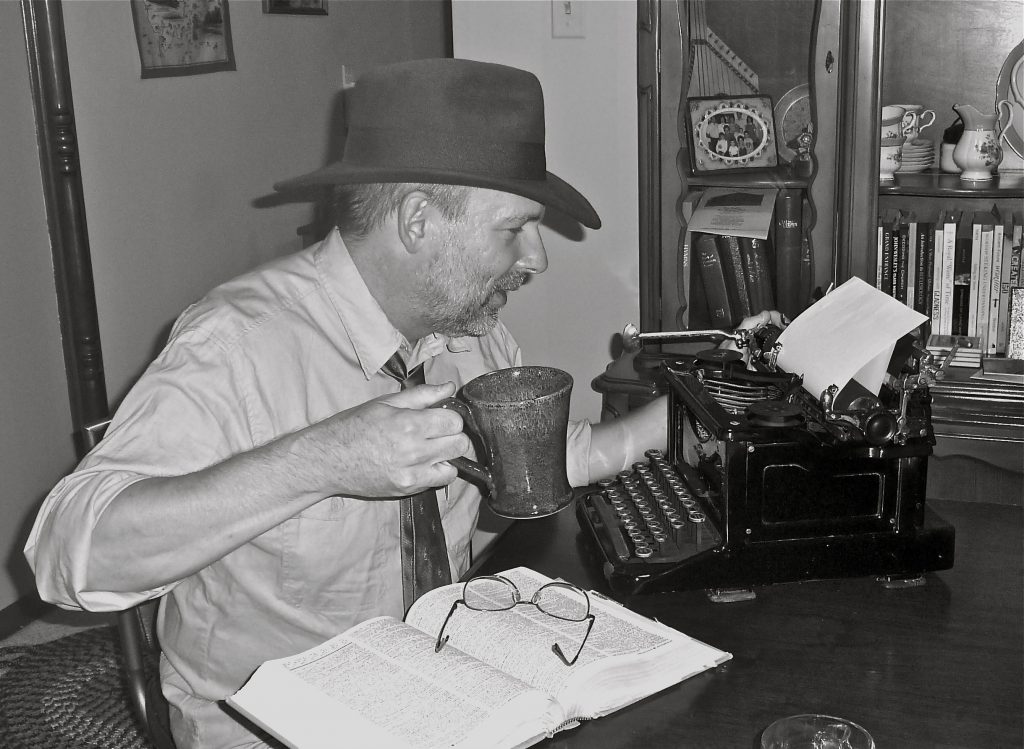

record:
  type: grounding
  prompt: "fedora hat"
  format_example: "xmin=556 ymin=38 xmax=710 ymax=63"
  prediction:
xmin=273 ymin=58 xmax=601 ymax=229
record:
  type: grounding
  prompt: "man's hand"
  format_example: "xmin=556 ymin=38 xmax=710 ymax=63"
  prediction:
xmin=296 ymin=383 xmax=472 ymax=499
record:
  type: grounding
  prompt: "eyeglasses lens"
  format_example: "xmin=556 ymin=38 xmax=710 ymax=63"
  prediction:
xmin=464 ymin=576 xmax=518 ymax=611
xmin=534 ymin=583 xmax=589 ymax=622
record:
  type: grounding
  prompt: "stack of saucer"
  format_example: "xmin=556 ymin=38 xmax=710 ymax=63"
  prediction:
xmin=897 ymin=139 xmax=935 ymax=172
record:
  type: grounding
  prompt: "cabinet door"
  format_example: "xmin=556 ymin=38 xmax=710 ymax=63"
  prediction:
xmin=640 ymin=0 xmax=844 ymax=332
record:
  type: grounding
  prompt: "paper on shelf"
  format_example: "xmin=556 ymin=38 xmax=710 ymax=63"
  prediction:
xmin=776 ymin=277 xmax=928 ymax=399
xmin=685 ymin=186 xmax=778 ymax=240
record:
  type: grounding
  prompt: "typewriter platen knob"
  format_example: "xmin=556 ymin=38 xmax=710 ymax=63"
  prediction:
xmin=745 ymin=400 xmax=805 ymax=428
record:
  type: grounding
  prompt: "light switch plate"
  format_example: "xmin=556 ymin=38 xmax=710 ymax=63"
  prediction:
xmin=551 ymin=0 xmax=585 ymax=38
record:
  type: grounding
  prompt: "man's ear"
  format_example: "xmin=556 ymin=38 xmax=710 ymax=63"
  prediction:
xmin=396 ymin=191 xmax=432 ymax=255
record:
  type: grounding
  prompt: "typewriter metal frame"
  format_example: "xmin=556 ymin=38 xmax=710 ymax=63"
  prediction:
xmin=577 ymin=326 xmax=956 ymax=597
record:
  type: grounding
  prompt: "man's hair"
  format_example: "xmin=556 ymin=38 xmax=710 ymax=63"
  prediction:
xmin=331 ymin=183 xmax=471 ymax=240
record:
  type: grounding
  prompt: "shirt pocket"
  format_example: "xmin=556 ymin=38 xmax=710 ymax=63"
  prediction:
xmin=279 ymin=496 xmax=400 ymax=615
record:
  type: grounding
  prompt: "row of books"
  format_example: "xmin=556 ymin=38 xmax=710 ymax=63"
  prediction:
xmin=874 ymin=205 xmax=1024 ymax=357
xmin=682 ymin=189 xmax=810 ymax=329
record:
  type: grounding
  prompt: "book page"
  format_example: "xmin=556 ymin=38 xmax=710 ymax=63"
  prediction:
xmin=229 ymin=616 xmax=558 ymax=749
xmin=405 ymin=568 xmax=730 ymax=718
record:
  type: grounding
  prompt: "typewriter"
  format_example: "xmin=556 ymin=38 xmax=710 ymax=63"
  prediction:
xmin=577 ymin=321 xmax=956 ymax=598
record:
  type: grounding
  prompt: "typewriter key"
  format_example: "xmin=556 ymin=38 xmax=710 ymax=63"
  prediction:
xmin=634 ymin=545 xmax=654 ymax=559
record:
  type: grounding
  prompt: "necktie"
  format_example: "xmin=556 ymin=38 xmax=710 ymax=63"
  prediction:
xmin=381 ymin=353 xmax=453 ymax=609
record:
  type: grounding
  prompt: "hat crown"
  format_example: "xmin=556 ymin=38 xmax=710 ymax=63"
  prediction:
xmin=349 ymin=59 xmax=546 ymax=145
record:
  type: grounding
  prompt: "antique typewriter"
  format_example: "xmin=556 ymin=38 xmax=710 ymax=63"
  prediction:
xmin=577 ymin=322 xmax=956 ymax=598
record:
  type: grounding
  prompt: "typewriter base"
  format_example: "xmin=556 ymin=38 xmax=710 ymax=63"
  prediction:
xmin=577 ymin=501 xmax=955 ymax=597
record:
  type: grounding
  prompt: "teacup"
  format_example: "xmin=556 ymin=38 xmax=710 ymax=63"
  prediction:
xmin=892 ymin=103 xmax=936 ymax=141
xmin=881 ymin=104 xmax=906 ymax=123
xmin=879 ymin=136 xmax=905 ymax=181
xmin=440 ymin=366 xmax=574 ymax=519
xmin=881 ymin=117 xmax=904 ymax=140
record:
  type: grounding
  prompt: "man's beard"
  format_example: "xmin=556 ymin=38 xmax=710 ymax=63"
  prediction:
xmin=417 ymin=232 xmax=527 ymax=338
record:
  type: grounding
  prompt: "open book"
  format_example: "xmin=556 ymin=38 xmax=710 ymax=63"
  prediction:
xmin=227 ymin=567 xmax=731 ymax=749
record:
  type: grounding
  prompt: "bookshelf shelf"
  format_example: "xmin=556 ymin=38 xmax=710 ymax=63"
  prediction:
xmin=881 ymin=171 xmax=1024 ymax=199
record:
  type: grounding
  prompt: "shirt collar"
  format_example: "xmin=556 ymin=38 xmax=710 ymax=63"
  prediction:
xmin=315 ymin=228 xmax=471 ymax=379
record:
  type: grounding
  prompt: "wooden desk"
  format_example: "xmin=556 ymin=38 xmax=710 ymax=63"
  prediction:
xmin=469 ymin=499 xmax=1022 ymax=748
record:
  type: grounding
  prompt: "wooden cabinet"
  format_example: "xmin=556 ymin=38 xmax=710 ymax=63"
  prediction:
xmin=635 ymin=0 xmax=1023 ymax=482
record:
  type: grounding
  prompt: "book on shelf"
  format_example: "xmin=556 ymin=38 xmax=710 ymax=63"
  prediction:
xmin=227 ymin=567 xmax=731 ymax=749
xmin=969 ymin=210 xmax=996 ymax=345
xmin=774 ymin=188 xmax=804 ymax=319
xmin=715 ymin=234 xmax=754 ymax=321
xmin=740 ymin=235 xmax=776 ymax=314
xmin=876 ymin=208 xmax=898 ymax=298
xmin=938 ymin=209 xmax=959 ymax=336
xmin=986 ymin=211 xmax=1006 ymax=355
xmin=676 ymin=191 xmax=701 ymax=329
xmin=951 ymin=211 xmax=973 ymax=336
xmin=905 ymin=214 xmax=919 ymax=311
xmin=693 ymin=232 xmax=734 ymax=327
xmin=929 ymin=213 xmax=945 ymax=331
xmin=895 ymin=212 xmax=912 ymax=304
xmin=915 ymin=214 xmax=934 ymax=318
xmin=998 ymin=215 xmax=1024 ymax=354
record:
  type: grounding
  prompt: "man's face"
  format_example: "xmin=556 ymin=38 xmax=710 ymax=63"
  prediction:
xmin=419 ymin=188 xmax=547 ymax=337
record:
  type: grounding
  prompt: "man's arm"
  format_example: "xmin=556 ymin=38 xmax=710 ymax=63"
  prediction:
xmin=586 ymin=395 xmax=668 ymax=483
xmin=74 ymin=384 xmax=468 ymax=596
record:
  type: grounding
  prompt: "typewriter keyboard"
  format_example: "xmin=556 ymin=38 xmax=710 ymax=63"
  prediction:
xmin=577 ymin=449 xmax=721 ymax=565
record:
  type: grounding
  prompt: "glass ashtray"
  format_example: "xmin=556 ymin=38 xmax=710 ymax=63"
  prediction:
xmin=761 ymin=714 xmax=875 ymax=749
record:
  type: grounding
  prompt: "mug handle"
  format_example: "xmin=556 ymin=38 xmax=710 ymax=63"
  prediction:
xmin=917 ymin=109 xmax=936 ymax=132
xmin=434 ymin=397 xmax=493 ymax=491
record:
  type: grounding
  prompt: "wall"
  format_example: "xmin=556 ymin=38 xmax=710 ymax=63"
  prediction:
xmin=0 ymin=2 xmax=78 ymax=611
xmin=451 ymin=0 xmax=640 ymax=422
xmin=0 ymin=0 xmax=448 ymax=611
xmin=63 ymin=0 xmax=449 ymax=405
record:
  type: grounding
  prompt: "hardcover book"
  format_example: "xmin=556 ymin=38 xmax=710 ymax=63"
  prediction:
xmin=715 ymin=234 xmax=754 ymax=320
xmin=694 ymin=232 xmax=735 ymax=327
xmin=227 ymin=567 xmax=731 ymax=749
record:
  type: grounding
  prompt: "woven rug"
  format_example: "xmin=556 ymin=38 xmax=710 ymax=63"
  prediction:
xmin=0 ymin=626 xmax=154 ymax=749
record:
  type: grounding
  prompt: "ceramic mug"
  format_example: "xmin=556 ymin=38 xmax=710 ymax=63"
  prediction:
xmin=439 ymin=366 xmax=573 ymax=519
xmin=940 ymin=142 xmax=960 ymax=173
xmin=881 ymin=104 xmax=906 ymax=123
xmin=892 ymin=104 xmax=937 ymax=140
xmin=881 ymin=117 xmax=904 ymax=140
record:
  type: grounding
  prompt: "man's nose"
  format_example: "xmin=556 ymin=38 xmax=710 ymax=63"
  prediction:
xmin=516 ymin=233 xmax=548 ymax=274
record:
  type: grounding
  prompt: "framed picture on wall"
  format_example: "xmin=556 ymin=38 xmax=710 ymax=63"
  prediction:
xmin=686 ymin=95 xmax=779 ymax=174
xmin=130 ymin=0 xmax=235 ymax=79
xmin=263 ymin=0 xmax=328 ymax=15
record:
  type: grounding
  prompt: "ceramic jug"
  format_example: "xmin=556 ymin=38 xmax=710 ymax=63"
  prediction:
xmin=951 ymin=102 xmax=1013 ymax=180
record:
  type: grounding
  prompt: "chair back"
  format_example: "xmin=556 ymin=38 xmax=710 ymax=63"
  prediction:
xmin=85 ymin=419 xmax=176 ymax=748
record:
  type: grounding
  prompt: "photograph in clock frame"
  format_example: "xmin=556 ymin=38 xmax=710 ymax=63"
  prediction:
xmin=686 ymin=95 xmax=779 ymax=174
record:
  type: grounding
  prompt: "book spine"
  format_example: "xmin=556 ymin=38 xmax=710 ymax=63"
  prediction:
xmin=880 ymin=220 xmax=894 ymax=296
xmin=975 ymin=222 xmax=994 ymax=350
xmin=952 ymin=216 xmax=972 ymax=336
xmin=939 ymin=215 xmax=957 ymax=335
xmin=895 ymin=219 xmax=910 ymax=304
xmin=930 ymin=221 xmax=944 ymax=331
xmin=915 ymin=221 xmax=931 ymax=316
xmin=774 ymin=189 xmax=803 ymax=318
xmin=1005 ymin=227 xmax=1023 ymax=353
xmin=694 ymin=233 xmax=735 ymax=328
xmin=999 ymin=222 xmax=1023 ymax=353
xmin=739 ymin=236 xmax=775 ymax=314
xmin=987 ymin=221 xmax=1005 ymax=355
xmin=905 ymin=219 xmax=918 ymax=310
xmin=967 ymin=218 xmax=983 ymax=337
xmin=715 ymin=234 xmax=753 ymax=321
xmin=875 ymin=221 xmax=884 ymax=290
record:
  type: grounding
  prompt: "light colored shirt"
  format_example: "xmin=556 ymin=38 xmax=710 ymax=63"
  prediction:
xmin=25 ymin=229 xmax=593 ymax=747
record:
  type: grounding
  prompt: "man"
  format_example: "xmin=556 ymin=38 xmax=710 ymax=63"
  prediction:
xmin=25 ymin=58 xmax=666 ymax=747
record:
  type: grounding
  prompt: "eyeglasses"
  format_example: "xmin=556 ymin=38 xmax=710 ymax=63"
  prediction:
xmin=434 ymin=575 xmax=596 ymax=666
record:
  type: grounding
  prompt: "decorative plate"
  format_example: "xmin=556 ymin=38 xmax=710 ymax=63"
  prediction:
xmin=996 ymin=39 xmax=1024 ymax=160
xmin=774 ymin=83 xmax=812 ymax=163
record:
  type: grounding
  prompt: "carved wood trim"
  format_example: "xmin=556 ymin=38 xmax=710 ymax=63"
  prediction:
xmin=21 ymin=0 xmax=109 ymax=459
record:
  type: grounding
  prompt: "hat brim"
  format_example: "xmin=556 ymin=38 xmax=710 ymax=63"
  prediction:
xmin=273 ymin=163 xmax=601 ymax=230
